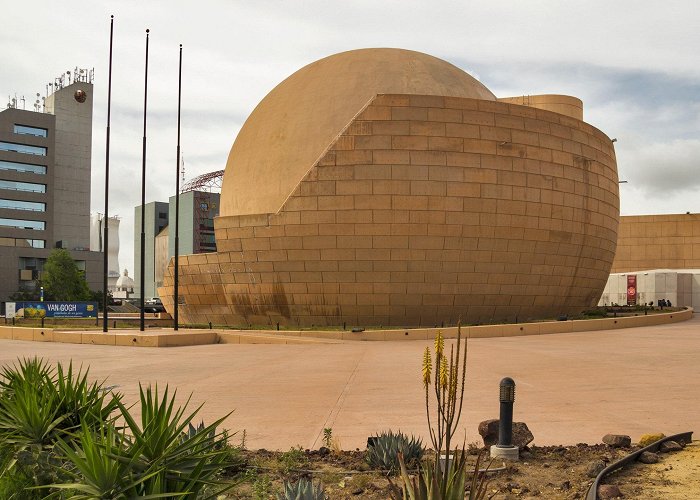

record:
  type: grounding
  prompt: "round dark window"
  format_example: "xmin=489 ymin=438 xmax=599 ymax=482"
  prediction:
xmin=74 ymin=89 xmax=87 ymax=103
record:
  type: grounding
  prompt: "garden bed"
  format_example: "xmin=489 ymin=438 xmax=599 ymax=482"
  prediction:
xmin=222 ymin=442 xmax=662 ymax=499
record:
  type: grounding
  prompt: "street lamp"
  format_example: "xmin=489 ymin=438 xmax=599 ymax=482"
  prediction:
xmin=490 ymin=377 xmax=519 ymax=461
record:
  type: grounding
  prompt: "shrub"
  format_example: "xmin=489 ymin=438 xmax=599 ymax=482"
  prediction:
xmin=0 ymin=357 xmax=241 ymax=499
xmin=0 ymin=357 xmax=121 ymax=493
xmin=279 ymin=445 xmax=307 ymax=473
xmin=366 ymin=430 xmax=423 ymax=473
xmin=277 ymin=477 xmax=325 ymax=500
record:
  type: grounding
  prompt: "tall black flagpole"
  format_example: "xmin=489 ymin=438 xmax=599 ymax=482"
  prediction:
xmin=140 ymin=29 xmax=149 ymax=332
xmin=103 ymin=15 xmax=114 ymax=333
xmin=174 ymin=44 xmax=182 ymax=331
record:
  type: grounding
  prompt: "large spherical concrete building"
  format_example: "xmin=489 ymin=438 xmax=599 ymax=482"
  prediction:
xmin=159 ymin=48 xmax=620 ymax=327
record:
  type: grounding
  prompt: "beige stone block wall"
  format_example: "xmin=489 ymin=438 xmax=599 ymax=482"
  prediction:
xmin=0 ymin=326 xmax=12 ymax=340
xmin=82 ymin=333 xmax=116 ymax=346
xmin=498 ymin=95 xmax=584 ymax=121
xmin=54 ymin=331 xmax=83 ymax=344
xmin=611 ymin=214 xmax=700 ymax=272
xmin=159 ymin=94 xmax=619 ymax=327
xmin=12 ymin=327 xmax=35 ymax=341
xmin=33 ymin=329 xmax=54 ymax=342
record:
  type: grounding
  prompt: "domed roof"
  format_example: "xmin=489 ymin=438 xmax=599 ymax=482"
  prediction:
xmin=220 ymin=48 xmax=496 ymax=217
xmin=116 ymin=269 xmax=135 ymax=289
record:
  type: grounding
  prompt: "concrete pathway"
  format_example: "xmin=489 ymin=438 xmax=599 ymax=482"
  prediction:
xmin=0 ymin=316 xmax=697 ymax=450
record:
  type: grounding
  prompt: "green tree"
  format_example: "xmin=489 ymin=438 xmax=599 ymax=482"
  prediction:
xmin=40 ymin=249 xmax=91 ymax=301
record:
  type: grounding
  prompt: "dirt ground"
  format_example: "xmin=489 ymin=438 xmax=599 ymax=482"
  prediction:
xmin=610 ymin=441 xmax=700 ymax=499
xmin=221 ymin=442 xmax=671 ymax=499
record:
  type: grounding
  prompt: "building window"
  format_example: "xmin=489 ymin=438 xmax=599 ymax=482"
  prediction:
xmin=19 ymin=257 xmax=46 ymax=280
xmin=14 ymin=124 xmax=48 ymax=138
xmin=0 ymin=237 xmax=46 ymax=248
xmin=0 ymin=199 xmax=45 ymax=212
xmin=21 ymin=239 xmax=45 ymax=248
xmin=0 ymin=160 xmax=46 ymax=175
xmin=0 ymin=218 xmax=45 ymax=230
xmin=0 ymin=180 xmax=46 ymax=193
xmin=158 ymin=212 xmax=167 ymax=219
xmin=0 ymin=142 xmax=47 ymax=156
xmin=19 ymin=256 xmax=46 ymax=269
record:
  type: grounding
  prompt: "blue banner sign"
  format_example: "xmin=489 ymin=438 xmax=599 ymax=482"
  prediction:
xmin=16 ymin=301 xmax=97 ymax=318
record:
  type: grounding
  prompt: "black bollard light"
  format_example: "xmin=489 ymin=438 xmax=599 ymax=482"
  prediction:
xmin=498 ymin=377 xmax=515 ymax=447
xmin=490 ymin=377 xmax=520 ymax=461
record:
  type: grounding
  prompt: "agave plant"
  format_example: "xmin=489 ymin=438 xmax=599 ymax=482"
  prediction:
xmin=179 ymin=420 xmax=215 ymax=447
xmin=46 ymin=421 xmax=151 ymax=499
xmin=0 ymin=357 xmax=121 ymax=492
xmin=116 ymin=384 xmax=236 ymax=498
xmin=53 ymin=361 xmax=121 ymax=433
xmin=0 ymin=358 xmax=120 ymax=449
xmin=392 ymin=449 xmax=491 ymax=500
xmin=45 ymin=384 xmax=239 ymax=498
xmin=277 ymin=477 xmax=325 ymax=500
xmin=0 ymin=358 xmax=240 ymax=499
xmin=366 ymin=430 xmax=424 ymax=473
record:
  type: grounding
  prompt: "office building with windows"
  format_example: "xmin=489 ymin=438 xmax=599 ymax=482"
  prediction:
xmin=167 ymin=190 xmax=220 ymax=257
xmin=135 ymin=190 xmax=220 ymax=299
xmin=133 ymin=201 xmax=170 ymax=300
xmin=0 ymin=75 xmax=102 ymax=301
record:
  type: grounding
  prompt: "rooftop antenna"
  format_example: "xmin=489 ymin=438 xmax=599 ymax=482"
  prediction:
xmin=20 ymin=96 xmax=25 ymax=109
xmin=66 ymin=70 xmax=72 ymax=85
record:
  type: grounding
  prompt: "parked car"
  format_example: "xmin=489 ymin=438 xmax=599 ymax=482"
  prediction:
xmin=143 ymin=297 xmax=165 ymax=313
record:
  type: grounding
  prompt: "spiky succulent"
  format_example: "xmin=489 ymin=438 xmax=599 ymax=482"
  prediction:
xmin=179 ymin=420 xmax=214 ymax=444
xmin=367 ymin=430 xmax=424 ymax=473
xmin=277 ymin=477 xmax=325 ymax=500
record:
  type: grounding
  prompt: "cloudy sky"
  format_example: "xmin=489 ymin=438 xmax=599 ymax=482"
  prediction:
xmin=1 ymin=0 xmax=698 ymax=272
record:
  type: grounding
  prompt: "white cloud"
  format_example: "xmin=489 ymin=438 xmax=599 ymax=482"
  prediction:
xmin=619 ymin=138 xmax=700 ymax=199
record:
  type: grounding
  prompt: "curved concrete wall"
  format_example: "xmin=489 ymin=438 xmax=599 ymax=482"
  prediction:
xmin=611 ymin=213 xmax=700 ymax=272
xmin=159 ymin=92 xmax=619 ymax=327
xmin=498 ymin=95 xmax=584 ymax=121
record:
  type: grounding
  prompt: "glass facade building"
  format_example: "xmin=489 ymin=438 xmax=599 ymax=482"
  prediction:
xmin=0 ymin=78 xmax=103 ymax=302
xmin=0 ymin=141 xmax=47 ymax=156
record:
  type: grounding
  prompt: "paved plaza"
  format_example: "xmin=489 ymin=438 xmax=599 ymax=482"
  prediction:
xmin=0 ymin=316 xmax=697 ymax=450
